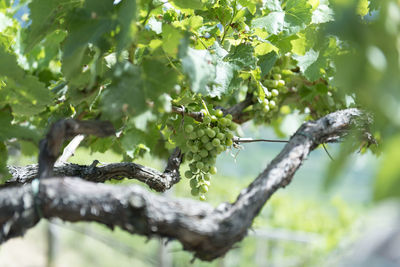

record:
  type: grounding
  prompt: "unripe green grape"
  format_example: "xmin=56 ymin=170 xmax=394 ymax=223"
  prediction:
xmin=190 ymin=146 xmax=199 ymax=153
xmin=229 ymin=123 xmax=238 ymax=131
xmin=200 ymin=184 xmax=208 ymax=193
xmin=215 ymin=109 xmax=223 ymax=117
xmin=211 ymin=115 xmax=217 ymax=122
xmin=281 ymin=69 xmax=293 ymax=76
xmin=263 ymin=99 xmax=269 ymax=106
xmin=210 ymin=150 xmax=218 ymax=157
xmin=199 ymin=195 xmax=206 ymax=201
xmin=269 ymin=100 xmax=276 ymax=109
xmin=263 ymin=104 xmax=270 ymax=112
xmin=203 ymin=116 xmax=211 ymax=124
xmin=225 ymin=114 xmax=233 ymax=120
xmin=209 ymin=166 xmax=217 ymax=175
xmin=200 ymin=149 xmax=208 ymax=158
xmin=205 ymin=142 xmax=214 ymax=151
xmin=213 ymin=127 xmax=220 ymax=134
xmin=212 ymin=138 xmax=221 ymax=147
xmin=272 ymin=66 xmax=281 ymax=73
xmin=271 ymin=89 xmax=279 ymax=97
xmin=204 ymin=173 xmax=211 ymax=181
xmin=203 ymin=180 xmax=210 ymax=186
xmin=206 ymin=128 xmax=216 ymax=138
xmin=219 ymin=118 xmax=228 ymax=126
xmin=217 ymin=144 xmax=225 ymax=153
xmin=186 ymin=152 xmax=193 ymax=161
xmin=190 ymin=178 xmax=198 ymax=188
xmin=201 ymin=135 xmax=209 ymax=143
xmin=186 ymin=140 xmax=193 ymax=148
xmin=197 ymin=129 xmax=205 ymax=137
xmin=273 ymin=73 xmax=282 ymax=80
xmin=196 ymin=161 xmax=204 ymax=170
xmin=184 ymin=170 xmax=193 ymax=179
xmin=201 ymin=164 xmax=209 ymax=172
xmin=225 ymin=138 xmax=233 ymax=146
xmin=189 ymin=164 xmax=198 ymax=173
xmin=185 ymin=124 xmax=194 ymax=133
xmin=216 ymin=132 xmax=225 ymax=140
xmin=191 ymin=187 xmax=199 ymax=196
xmin=277 ymin=80 xmax=285 ymax=88
xmin=193 ymin=153 xmax=202 ymax=161
xmin=188 ymin=132 xmax=197 ymax=140
xmin=226 ymin=132 xmax=233 ymax=140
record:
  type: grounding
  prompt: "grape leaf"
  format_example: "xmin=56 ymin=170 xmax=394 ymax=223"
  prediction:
xmin=171 ymin=0 xmax=204 ymax=10
xmin=311 ymin=0 xmax=334 ymax=24
xmin=258 ymin=51 xmax=279 ymax=77
xmin=292 ymin=49 xmax=322 ymax=81
xmin=24 ymin=0 xmax=80 ymax=51
xmin=225 ymin=43 xmax=257 ymax=70
xmin=252 ymin=0 xmax=312 ymax=35
xmin=180 ymin=46 xmax=216 ymax=95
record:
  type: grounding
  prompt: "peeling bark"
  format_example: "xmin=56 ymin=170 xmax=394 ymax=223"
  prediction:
xmin=0 ymin=108 xmax=371 ymax=261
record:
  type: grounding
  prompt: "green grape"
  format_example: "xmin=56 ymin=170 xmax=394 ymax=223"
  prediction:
xmin=225 ymin=114 xmax=233 ymax=120
xmin=191 ymin=187 xmax=200 ymax=196
xmin=193 ymin=153 xmax=202 ymax=161
xmin=273 ymin=73 xmax=282 ymax=80
xmin=281 ymin=69 xmax=293 ymax=76
xmin=219 ymin=118 xmax=228 ymax=126
xmin=206 ymin=128 xmax=216 ymax=138
xmin=263 ymin=104 xmax=270 ymax=112
xmin=199 ymin=149 xmax=208 ymax=158
xmin=190 ymin=146 xmax=199 ymax=153
xmin=263 ymin=99 xmax=269 ymax=106
xmin=277 ymin=80 xmax=285 ymax=87
xmin=197 ymin=129 xmax=205 ymax=137
xmin=188 ymin=132 xmax=197 ymax=140
xmin=210 ymin=150 xmax=218 ymax=157
xmin=213 ymin=127 xmax=220 ymax=134
xmin=272 ymin=66 xmax=281 ymax=73
xmin=185 ymin=152 xmax=193 ymax=161
xmin=185 ymin=124 xmax=194 ymax=133
xmin=199 ymin=195 xmax=206 ymax=201
xmin=200 ymin=184 xmax=208 ymax=193
xmin=271 ymin=89 xmax=279 ymax=97
xmin=229 ymin=123 xmax=237 ymax=130
xmin=205 ymin=142 xmax=214 ymax=151
xmin=216 ymin=132 xmax=225 ymax=140
xmin=269 ymin=100 xmax=276 ymax=109
xmin=226 ymin=132 xmax=233 ymax=140
xmin=196 ymin=161 xmax=204 ymax=170
xmin=203 ymin=116 xmax=211 ymax=124
xmin=189 ymin=163 xmax=198 ymax=172
xmin=190 ymin=178 xmax=198 ymax=188
xmin=212 ymin=138 xmax=221 ymax=147
xmin=201 ymin=164 xmax=209 ymax=172
xmin=215 ymin=109 xmax=223 ymax=117
xmin=201 ymin=135 xmax=209 ymax=143
xmin=225 ymin=138 xmax=233 ymax=146
xmin=209 ymin=166 xmax=217 ymax=175
xmin=204 ymin=173 xmax=211 ymax=181
xmin=217 ymin=145 xmax=225 ymax=153
xmin=211 ymin=115 xmax=217 ymax=122
xmin=185 ymin=170 xmax=192 ymax=179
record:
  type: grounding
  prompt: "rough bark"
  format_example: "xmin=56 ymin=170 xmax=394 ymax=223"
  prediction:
xmin=0 ymin=108 xmax=370 ymax=261
xmin=6 ymin=148 xmax=182 ymax=192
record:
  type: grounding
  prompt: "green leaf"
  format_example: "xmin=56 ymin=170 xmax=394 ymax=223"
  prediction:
xmin=258 ymin=51 xmax=279 ymax=77
xmin=162 ymin=24 xmax=183 ymax=56
xmin=180 ymin=46 xmax=216 ymax=95
xmin=0 ymin=46 xmax=52 ymax=115
xmin=24 ymin=0 xmax=81 ymax=51
xmin=100 ymin=63 xmax=146 ymax=121
xmin=293 ymin=49 xmax=322 ymax=81
xmin=0 ymin=142 xmax=10 ymax=184
xmin=116 ymin=0 xmax=136 ymax=52
xmin=225 ymin=43 xmax=257 ymax=70
xmin=252 ymin=0 xmax=312 ymax=35
xmin=171 ymin=0 xmax=204 ymax=10
xmin=311 ymin=0 xmax=334 ymax=24
xmin=374 ymin=135 xmax=400 ymax=201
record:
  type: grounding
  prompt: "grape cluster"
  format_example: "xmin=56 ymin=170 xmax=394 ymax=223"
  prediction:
xmin=183 ymin=109 xmax=236 ymax=200
xmin=251 ymin=66 xmax=294 ymax=123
